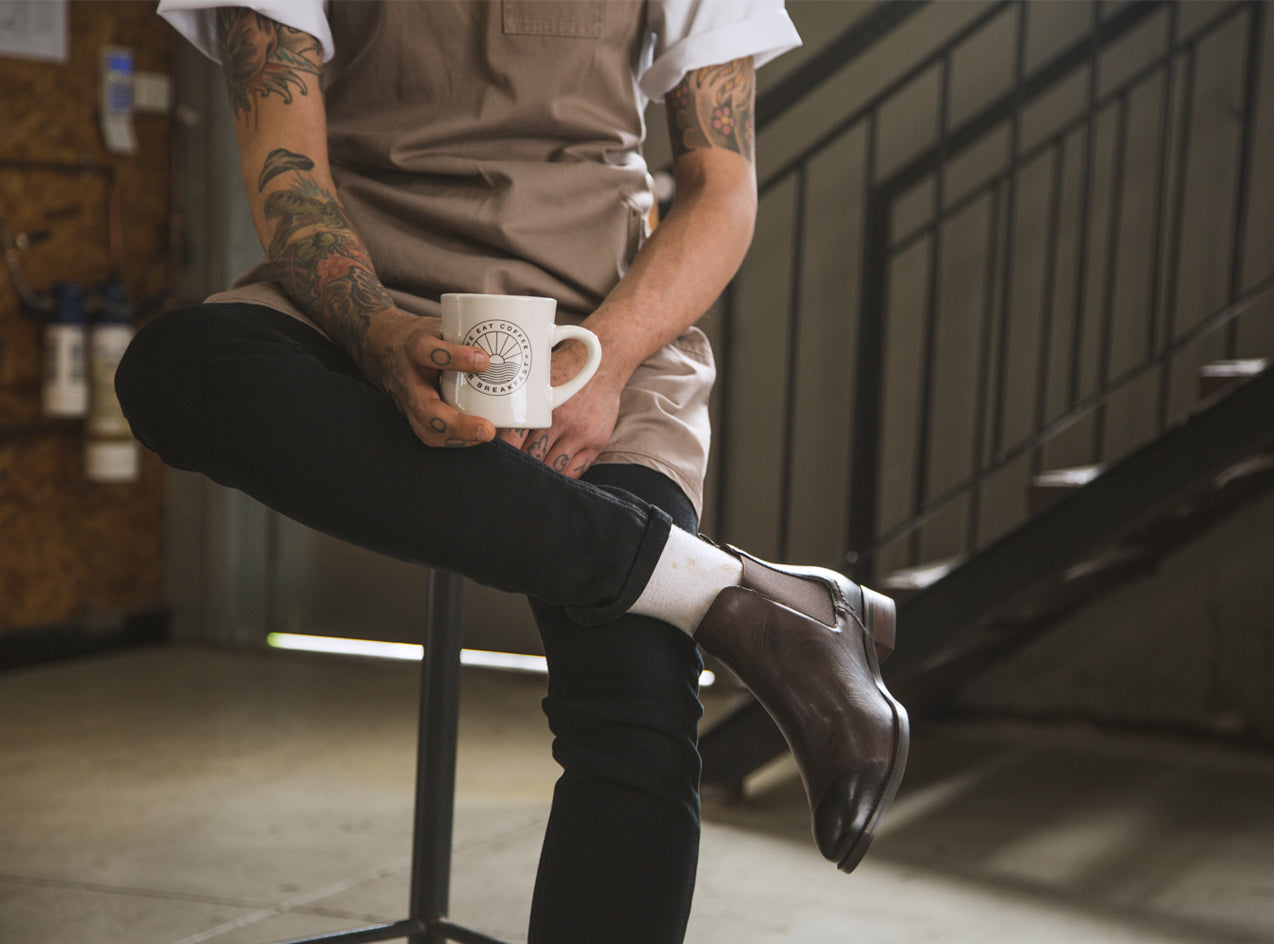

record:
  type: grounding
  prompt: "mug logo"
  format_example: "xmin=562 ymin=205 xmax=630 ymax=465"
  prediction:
xmin=462 ymin=320 xmax=533 ymax=396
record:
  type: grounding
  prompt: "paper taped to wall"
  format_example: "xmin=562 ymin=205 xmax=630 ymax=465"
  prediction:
xmin=0 ymin=0 xmax=68 ymax=64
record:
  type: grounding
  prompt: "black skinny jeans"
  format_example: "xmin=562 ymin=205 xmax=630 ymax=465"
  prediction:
xmin=116 ymin=304 xmax=703 ymax=944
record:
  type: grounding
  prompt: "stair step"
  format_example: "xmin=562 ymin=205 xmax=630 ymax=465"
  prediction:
xmin=1215 ymin=451 xmax=1274 ymax=489
xmin=879 ymin=556 xmax=961 ymax=601
xmin=1062 ymin=543 xmax=1149 ymax=582
xmin=1001 ymin=544 xmax=1155 ymax=625
xmin=1029 ymin=464 xmax=1104 ymax=513
xmin=1199 ymin=358 xmax=1269 ymax=400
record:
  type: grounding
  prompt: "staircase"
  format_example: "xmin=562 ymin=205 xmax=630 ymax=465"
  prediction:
xmin=698 ymin=0 xmax=1274 ymax=795
xmin=880 ymin=357 xmax=1274 ymax=709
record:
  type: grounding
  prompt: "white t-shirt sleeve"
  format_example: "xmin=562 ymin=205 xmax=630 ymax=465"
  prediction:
xmin=157 ymin=0 xmax=334 ymax=64
xmin=641 ymin=0 xmax=802 ymax=102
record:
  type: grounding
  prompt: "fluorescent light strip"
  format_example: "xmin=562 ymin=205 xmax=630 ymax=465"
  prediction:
xmin=268 ymin=633 xmax=423 ymax=661
xmin=267 ymin=632 xmax=715 ymax=687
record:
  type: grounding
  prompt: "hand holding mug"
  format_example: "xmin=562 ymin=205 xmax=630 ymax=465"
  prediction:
xmin=439 ymin=293 xmax=602 ymax=429
xmin=360 ymin=308 xmax=496 ymax=448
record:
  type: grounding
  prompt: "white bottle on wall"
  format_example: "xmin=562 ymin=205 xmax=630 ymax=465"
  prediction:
xmin=85 ymin=283 xmax=139 ymax=482
xmin=42 ymin=282 xmax=89 ymax=418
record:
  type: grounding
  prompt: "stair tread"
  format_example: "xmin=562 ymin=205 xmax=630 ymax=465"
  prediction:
xmin=1215 ymin=452 xmax=1274 ymax=488
xmin=1200 ymin=358 xmax=1269 ymax=377
xmin=880 ymin=556 xmax=961 ymax=591
xmin=1032 ymin=464 xmax=1104 ymax=488
xmin=1198 ymin=359 xmax=1270 ymax=401
xmin=1028 ymin=464 xmax=1106 ymax=514
xmin=1062 ymin=544 xmax=1150 ymax=582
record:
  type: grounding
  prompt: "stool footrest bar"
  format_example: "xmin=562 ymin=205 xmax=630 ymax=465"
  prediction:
xmin=267 ymin=918 xmax=424 ymax=944
xmin=432 ymin=920 xmax=516 ymax=944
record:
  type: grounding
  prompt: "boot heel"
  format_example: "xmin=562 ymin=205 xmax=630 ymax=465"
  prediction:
xmin=860 ymin=586 xmax=896 ymax=665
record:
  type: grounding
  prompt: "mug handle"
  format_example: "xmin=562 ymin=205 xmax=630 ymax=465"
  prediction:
xmin=549 ymin=325 xmax=603 ymax=409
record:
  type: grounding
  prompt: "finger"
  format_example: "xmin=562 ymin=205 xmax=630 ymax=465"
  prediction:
xmin=546 ymin=444 xmax=597 ymax=479
xmin=496 ymin=428 xmax=530 ymax=448
xmin=407 ymin=390 xmax=495 ymax=448
xmin=408 ymin=332 xmax=489 ymax=374
xmin=522 ymin=431 xmax=552 ymax=462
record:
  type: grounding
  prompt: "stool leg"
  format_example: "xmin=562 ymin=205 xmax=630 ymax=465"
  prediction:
xmin=409 ymin=569 xmax=466 ymax=943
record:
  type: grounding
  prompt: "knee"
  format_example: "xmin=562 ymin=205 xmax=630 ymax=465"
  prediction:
xmin=115 ymin=307 xmax=216 ymax=462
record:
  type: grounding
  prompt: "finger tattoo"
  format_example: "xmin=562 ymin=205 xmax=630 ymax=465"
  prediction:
xmin=553 ymin=454 xmax=570 ymax=472
xmin=430 ymin=348 xmax=452 ymax=367
xmin=528 ymin=434 xmax=549 ymax=460
xmin=429 ymin=417 xmax=447 ymax=434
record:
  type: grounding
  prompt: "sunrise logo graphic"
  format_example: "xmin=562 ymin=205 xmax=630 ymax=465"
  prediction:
xmin=462 ymin=320 xmax=533 ymax=396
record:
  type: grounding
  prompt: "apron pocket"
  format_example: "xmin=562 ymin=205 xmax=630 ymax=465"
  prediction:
xmin=502 ymin=0 xmax=605 ymax=38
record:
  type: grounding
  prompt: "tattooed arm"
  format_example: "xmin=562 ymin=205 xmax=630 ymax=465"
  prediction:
xmin=508 ymin=57 xmax=758 ymax=477
xmin=215 ymin=8 xmax=493 ymax=448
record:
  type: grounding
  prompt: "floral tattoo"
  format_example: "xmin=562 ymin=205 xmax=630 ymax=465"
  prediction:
xmin=216 ymin=8 xmax=323 ymax=121
xmin=259 ymin=152 xmax=394 ymax=360
xmin=667 ymin=57 xmax=755 ymax=162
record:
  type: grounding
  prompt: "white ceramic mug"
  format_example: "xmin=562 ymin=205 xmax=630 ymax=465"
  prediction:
xmin=439 ymin=293 xmax=602 ymax=429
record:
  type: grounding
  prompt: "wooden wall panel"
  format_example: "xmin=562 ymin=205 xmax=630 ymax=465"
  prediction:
xmin=0 ymin=2 xmax=173 ymax=636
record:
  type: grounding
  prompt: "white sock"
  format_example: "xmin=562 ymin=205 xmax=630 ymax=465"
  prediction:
xmin=629 ymin=527 xmax=744 ymax=635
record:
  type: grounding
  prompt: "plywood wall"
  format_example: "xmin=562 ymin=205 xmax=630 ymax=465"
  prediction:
xmin=0 ymin=2 xmax=173 ymax=636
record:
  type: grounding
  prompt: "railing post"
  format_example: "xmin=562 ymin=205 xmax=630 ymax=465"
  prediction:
xmin=847 ymin=187 xmax=890 ymax=584
xmin=1224 ymin=0 xmax=1266 ymax=356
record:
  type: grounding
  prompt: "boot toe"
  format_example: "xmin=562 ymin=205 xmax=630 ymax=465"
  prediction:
xmin=812 ymin=770 xmax=878 ymax=868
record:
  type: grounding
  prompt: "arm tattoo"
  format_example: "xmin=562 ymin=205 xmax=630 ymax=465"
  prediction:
xmin=218 ymin=12 xmax=387 ymax=362
xmin=216 ymin=8 xmax=323 ymax=121
xmin=261 ymin=161 xmax=395 ymax=359
xmin=258 ymin=148 xmax=315 ymax=190
xmin=667 ymin=57 xmax=755 ymax=163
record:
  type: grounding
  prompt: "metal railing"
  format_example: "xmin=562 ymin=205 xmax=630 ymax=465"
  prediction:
xmin=711 ymin=0 xmax=1272 ymax=584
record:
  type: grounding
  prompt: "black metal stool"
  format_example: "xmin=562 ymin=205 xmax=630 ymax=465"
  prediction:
xmin=267 ymin=570 xmax=513 ymax=944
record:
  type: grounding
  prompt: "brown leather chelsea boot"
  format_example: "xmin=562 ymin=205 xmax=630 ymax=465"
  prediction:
xmin=694 ymin=546 xmax=909 ymax=873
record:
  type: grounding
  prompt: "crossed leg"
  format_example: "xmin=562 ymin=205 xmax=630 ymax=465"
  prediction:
xmin=117 ymin=303 xmax=705 ymax=944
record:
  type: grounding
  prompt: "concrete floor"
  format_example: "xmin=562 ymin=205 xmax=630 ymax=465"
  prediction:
xmin=2 ymin=646 xmax=1273 ymax=944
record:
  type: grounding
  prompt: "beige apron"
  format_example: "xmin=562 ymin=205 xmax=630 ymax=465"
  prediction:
xmin=210 ymin=0 xmax=715 ymax=513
